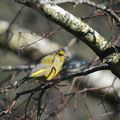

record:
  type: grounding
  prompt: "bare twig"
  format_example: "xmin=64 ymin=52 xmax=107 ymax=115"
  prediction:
xmin=64 ymin=85 xmax=110 ymax=96
xmin=19 ymin=26 xmax=61 ymax=50
xmin=5 ymin=5 xmax=25 ymax=43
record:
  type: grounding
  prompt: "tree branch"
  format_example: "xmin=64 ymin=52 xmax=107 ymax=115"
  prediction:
xmin=0 ymin=65 xmax=34 ymax=72
xmin=14 ymin=65 xmax=109 ymax=87
xmin=19 ymin=0 xmax=120 ymax=24
xmin=15 ymin=0 xmax=120 ymax=78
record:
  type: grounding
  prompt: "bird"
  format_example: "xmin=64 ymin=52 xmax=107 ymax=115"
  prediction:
xmin=15 ymin=49 xmax=66 ymax=87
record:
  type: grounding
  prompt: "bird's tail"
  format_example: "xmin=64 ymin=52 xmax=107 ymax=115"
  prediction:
xmin=14 ymin=76 xmax=46 ymax=88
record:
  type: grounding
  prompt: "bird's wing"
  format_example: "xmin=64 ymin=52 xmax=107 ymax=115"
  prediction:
xmin=29 ymin=54 xmax=56 ymax=77
xmin=29 ymin=63 xmax=51 ymax=77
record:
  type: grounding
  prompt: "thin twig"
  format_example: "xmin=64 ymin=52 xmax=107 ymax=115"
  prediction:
xmin=24 ymin=92 xmax=34 ymax=119
xmin=19 ymin=26 xmax=61 ymax=50
xmin=5 ymin=5 xmax=25 ymax=43
xmin=64 ymin=85 xmax=110 ymax=96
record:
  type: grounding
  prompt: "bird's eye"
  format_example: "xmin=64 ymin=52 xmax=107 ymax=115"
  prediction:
xmin=57 ymin=50 xmax=64 ymax=56
xmin=58 ymin=53 xmax=64 ymax=56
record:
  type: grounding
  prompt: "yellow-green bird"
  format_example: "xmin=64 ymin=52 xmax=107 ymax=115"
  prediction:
xmin=16 ymin=49 xmax=66 ymax=87
xmin=29 ymin=49 xmax=66 ymax=80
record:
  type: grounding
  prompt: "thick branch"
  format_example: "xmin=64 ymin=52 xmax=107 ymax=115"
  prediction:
xmin=15 ymin=1 xmax=120 ymax=78
xmin=20 ymin=0 xmax=120 ymax=24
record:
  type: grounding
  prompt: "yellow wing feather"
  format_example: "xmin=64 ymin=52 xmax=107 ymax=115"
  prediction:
xmin=30 ymin=68 xmax=48 ymax=77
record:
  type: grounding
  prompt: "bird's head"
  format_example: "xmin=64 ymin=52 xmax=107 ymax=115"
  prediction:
xmin=57 ymin=49 xmax=69 ymax=60
xmin=57 ymin=49 xmax=65 ymax=56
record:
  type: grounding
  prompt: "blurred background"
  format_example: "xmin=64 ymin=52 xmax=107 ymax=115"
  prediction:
xmin=0 ymin=0 xmax=120 ymax=120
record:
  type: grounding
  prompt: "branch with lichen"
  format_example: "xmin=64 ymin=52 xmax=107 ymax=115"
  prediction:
xmin=15 ymin=0 xmax=120 ymax=78
xmin=21 ymin=0 xmax=120 ymax=24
